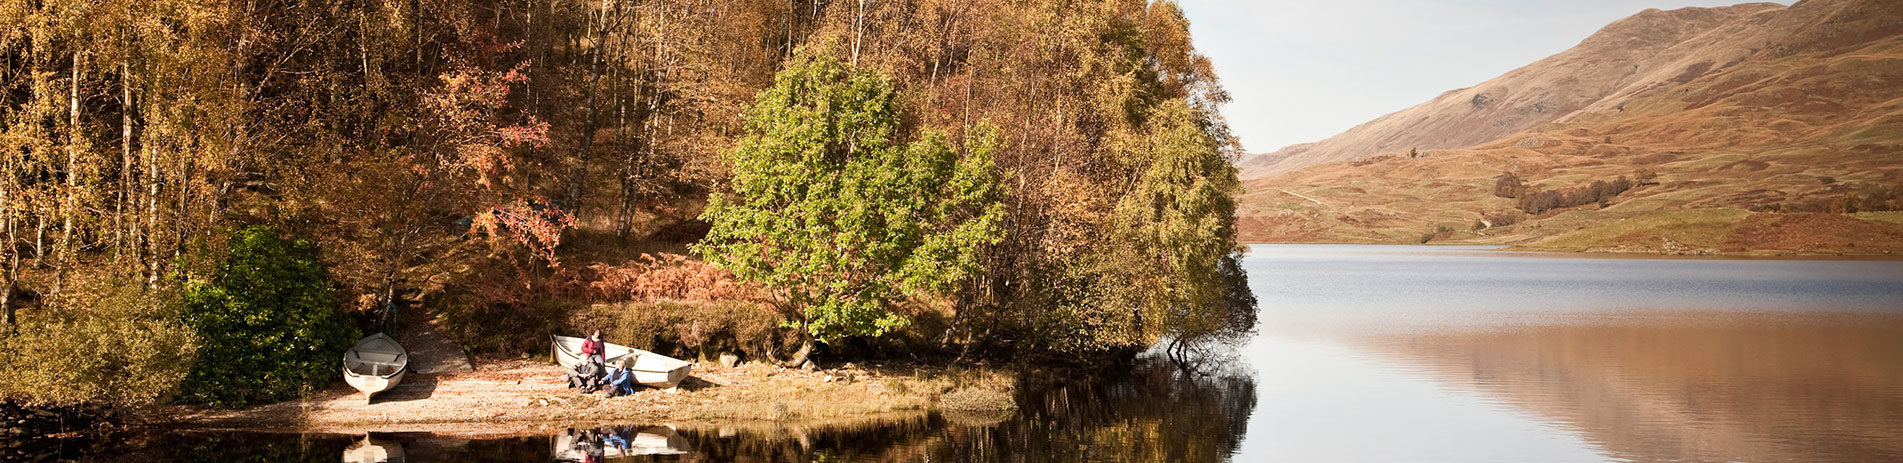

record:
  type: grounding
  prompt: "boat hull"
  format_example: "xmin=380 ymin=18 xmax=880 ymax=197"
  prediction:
xmin=344 ymin=368 xmax=406 ymax=397
xmin=343 ymin=333 xmax=409 ymax=401
xmin=552 ymin=335 xmax=694 ymax=389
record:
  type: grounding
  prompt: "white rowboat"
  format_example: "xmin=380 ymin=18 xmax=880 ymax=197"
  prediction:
xmin=343 ymin=333 xmax=408 ymax=403
xmin=552 ymin=335 xmax=693 ymax=390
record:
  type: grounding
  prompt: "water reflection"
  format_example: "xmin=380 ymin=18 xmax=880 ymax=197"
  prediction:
xmin=553 ymin=426 xmax=691 ymax=461
xmin=1238 ymin=244 xmax=1903 ymax=462
xmin=606 ymin=356 xmax=1257 ymax=462
xmin=1357 ymin=312 xmax=1903 ymax=462
xmin=343 ymin=435 xmax=406 ymax=463
xmin=41 ymin=354 xmax=1255 ymax=462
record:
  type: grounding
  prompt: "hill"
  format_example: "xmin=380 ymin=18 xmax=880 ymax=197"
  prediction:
xmin=1236 ymin=0 xmax=1903 ymax=255
xmin=1237 ymin=2 xmax=1785 ymax=179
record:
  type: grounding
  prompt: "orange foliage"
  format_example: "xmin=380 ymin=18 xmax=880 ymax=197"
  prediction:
xmin=564 ymin=253 xmax=762 ymax=304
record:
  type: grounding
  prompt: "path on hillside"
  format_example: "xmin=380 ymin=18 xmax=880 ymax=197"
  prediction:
xmin=396 ymin=306 xmax=474 ymax=375
xmin=1281 ymin=189 xmax=1326 ymax=206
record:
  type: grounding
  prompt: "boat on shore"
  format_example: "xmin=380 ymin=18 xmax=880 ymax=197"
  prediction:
xmin=552 ymin=335 xmax=693 ymax=390
xmin=343 ymin=333 xmax=409 ymax=403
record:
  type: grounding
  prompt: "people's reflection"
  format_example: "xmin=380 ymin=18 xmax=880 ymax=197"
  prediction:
xmin=559 ymin=424 xmax=691 ymax=460
xmin=566 ymin=428 xmax=605 ymax=463
xmin=601 ymin=426 xmax=630 ymax=453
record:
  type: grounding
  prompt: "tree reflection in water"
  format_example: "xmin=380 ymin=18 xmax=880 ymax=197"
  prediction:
xmin=661 ymin=354 xmax=1258 ymax=462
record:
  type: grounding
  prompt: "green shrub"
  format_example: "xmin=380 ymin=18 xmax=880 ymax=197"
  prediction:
xmin=176 ymin=225 xmax=358 ymax=408
xmin=0 ymin=282 xmax=199 ymax=409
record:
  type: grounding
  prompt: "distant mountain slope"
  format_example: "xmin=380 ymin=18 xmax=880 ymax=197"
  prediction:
xmin=1239 ymin=2 xmax=1783 ymax=179
xmin=1236 ymin=0 xmax=1903 ymax=255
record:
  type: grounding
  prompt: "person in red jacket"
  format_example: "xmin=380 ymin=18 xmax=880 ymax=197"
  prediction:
xmin=581 ymin=330 xmax=606 ymax=390
xmin=582 ymin=330 xmax=606 ymax=364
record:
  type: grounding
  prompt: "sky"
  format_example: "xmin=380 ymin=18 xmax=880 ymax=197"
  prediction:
xmin=1177 ymin=0 xmax=1783 ymax=153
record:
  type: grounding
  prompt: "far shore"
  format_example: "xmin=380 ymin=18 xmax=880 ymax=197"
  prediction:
xmin=1241 ymin=242 xmax=1903 ymax=260
xmin=150 ymin=357 xmax=1016 ymax=434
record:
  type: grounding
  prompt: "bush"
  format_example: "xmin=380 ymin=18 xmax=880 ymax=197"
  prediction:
xmin=435 ymin=284 xmax=578 ymax=356
xmin=1515 ymin=173 xmax=1641 ymax=215
xmin=1418 ymin=224 xmax=1457 ymax=243
xmin=1492 ymin=172 xmax=1525 ymax=198
xmin=0 ymin=282 xmax=198 ymax=410
xmin=176 ymin=226 xmax=359 ymax=408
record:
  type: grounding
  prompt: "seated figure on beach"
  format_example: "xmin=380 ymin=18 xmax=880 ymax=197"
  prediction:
xmin=563 ymin=329 xmax=609 ymax=392
xmin=582 ymin=330 xmax=606 ymax=368
xmin=565 ymin=359 xmax=604 ymax=392
xmin=603 ymin=358 xmax=636 ymax=397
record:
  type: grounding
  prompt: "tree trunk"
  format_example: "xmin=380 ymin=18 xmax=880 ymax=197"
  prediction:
xmin=777 ymin=336 xmax=815 ymax=368
xmin=1 ymin=252 xmax=14 ymax=336
xmin=143 ymin=118 xmax=160 ymax=289
xmin=116 ymin=60 xmax=133 ymax=262
xmin=52 ymin=51 xmax=81 ymax=299
xmin=567 ymin=4 xmax=609 ymax=220
xmin=851 ymin=0 xmax=864 ymax=66
xmin=1 ymin=162 xmax=13 ymax=335
xmin=1 ymin=59 xmax=13 ymax=334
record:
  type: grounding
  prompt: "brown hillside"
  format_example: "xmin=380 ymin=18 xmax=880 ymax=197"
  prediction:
xmin=1238 ymin=3 xmax=1783 ymax=179
xmin=1237 ymin=0 xmax=1903 ymax=255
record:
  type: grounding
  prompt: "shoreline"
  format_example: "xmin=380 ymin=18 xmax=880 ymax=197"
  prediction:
xmin=147 ymin=357 xmax=1015 ymax=435
xmin=1242 ymin=242 xmax=1903 ymax=261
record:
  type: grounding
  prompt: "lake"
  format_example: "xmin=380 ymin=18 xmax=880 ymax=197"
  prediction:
xmin=24 ymin=244 xmax=1903 ymax=462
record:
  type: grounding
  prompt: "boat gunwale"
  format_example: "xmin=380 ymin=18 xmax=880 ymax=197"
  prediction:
xmin=343 ymin=333 xmax=409 ymax=380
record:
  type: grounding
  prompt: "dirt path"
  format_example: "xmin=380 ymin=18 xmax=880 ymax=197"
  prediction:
xmin=395 ymin=306 xmax=472 ymax=375
xmin=1280 ymin=189 xmax=1326 ymax=206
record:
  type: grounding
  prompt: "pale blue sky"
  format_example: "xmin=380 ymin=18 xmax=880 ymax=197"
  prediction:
xmin=1177 ymin=0 xmax=1782 ymax=153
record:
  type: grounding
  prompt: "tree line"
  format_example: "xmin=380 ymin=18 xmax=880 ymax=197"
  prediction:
xmin=1 ymin=0 xmax=1254 ymax=408
xmin=1494 ymin=171 xmax=1653 ymax=215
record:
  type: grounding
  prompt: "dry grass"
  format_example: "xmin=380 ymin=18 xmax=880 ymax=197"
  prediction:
xmin=1517 ymin=208 xmax=1752 ymax=253
xmin=1507 ymin=209 xmax=1903 ymax=256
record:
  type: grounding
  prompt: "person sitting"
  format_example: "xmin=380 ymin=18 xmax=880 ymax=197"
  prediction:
xmin=603 ymin=357 xmax=637 ymax=397
xmin=581 ymin=330 xmax=606 ymax=370
xmin=564 ymin=360 xmax=600 ymax=391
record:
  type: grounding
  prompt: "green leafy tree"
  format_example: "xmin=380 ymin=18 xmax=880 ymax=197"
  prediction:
xmin=1096 ymin=100 xmax=1254 ymax=357
xmin=697 ymin=52 xmax=1005 ymax=365
xmin=176 ymin=226 xmax=359 ymax=408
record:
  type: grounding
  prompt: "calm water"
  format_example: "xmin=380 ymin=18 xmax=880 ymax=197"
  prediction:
xmin=25 ymin=245 xmax=1903 ymax=462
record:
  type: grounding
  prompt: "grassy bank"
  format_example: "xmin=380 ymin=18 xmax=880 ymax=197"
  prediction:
xmin=1510 ymin=210 xmax=1903 ymax=256
xmin=1239 ymin=207 xmax=1903 ymax=258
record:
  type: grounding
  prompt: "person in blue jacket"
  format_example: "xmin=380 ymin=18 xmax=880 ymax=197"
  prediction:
xmin=603 ymin=357 xmax=637 ymax=397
